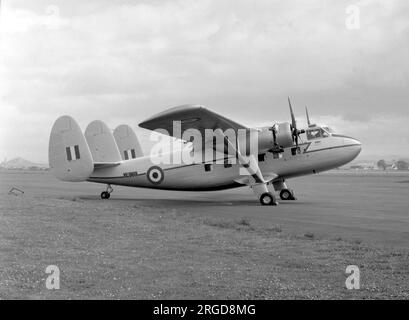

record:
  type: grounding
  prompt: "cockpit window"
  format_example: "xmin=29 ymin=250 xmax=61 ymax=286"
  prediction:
xmin=322 ymin=126 xmax=335 ymax=133
xmin=307 ymin=128 xmax=330 ymax=140
xmin=307 ymin=129 xmax=322 ymax=140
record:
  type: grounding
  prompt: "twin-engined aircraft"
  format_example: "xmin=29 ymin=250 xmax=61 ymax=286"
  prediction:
xmin=49 ymin=99 xmax=361 ymax=205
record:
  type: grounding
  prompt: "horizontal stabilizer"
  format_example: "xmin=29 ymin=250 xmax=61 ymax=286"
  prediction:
xmin=48 ymin=115 xmax=93 ymax=182
xmin=113 ymin=124 xmax=144 ymax=160
xmin=93 ymin=162 xmax=121 ymax=169
xmin=85 ymin=120 xmax=122 ymax=163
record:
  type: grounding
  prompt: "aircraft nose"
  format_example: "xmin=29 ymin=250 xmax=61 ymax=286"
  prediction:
xmin=344 ymin=137 xmax=362 ymax=160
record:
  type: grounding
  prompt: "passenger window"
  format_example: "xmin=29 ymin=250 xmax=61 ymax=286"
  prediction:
xmin=307 ymin=129 xmax=322 ymax=140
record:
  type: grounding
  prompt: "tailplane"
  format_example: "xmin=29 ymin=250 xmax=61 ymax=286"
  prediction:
xmin=48 ymin=116 xmax=94 ymax=182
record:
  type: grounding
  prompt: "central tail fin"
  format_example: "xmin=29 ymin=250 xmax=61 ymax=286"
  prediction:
xmin=113 ymin=124 xmax=144 ymax=160
xmin=85 ymin=120 xmax=122 ymax=163
xmin=48 ymin=116 xmax=93 ymax=182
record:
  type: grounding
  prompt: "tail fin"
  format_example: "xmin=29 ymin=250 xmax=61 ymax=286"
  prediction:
xmin=85 ymin=120 xmax=122 ymax=162
xmin=113 ymin=124 xmax=144 ymax=160
xmin=48 ymin=116 xmax=93 ymax=182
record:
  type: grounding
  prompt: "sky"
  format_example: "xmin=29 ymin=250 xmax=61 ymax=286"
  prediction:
xmin=0 ymin=0 xmax=408 ymax=163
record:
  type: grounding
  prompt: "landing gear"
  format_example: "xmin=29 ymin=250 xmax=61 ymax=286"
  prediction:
xmin=259 ymin=192 xmax=278 ymax=206
xmin=279 ymin=188 xmax=296 ymax=201
xmin=271 ymin=179 xmax=297 ymax=201
xmin=101 ymin=191 xmax=110 ymax=199
xmin=252 ymin=183 xmax=278 ymax=206
xmin=100 ymin=184 xmax=113 ymax=200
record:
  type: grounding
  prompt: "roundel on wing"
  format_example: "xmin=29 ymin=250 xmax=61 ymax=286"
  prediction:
xmin=146 ymin=166 xmax=164 ymax=185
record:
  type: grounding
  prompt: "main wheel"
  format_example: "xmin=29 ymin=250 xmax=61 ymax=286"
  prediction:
xmin=101 ymin=191 xmax=110 ymax=199
xmin=280 ymin=189 xmax=295 ymax=200
xmin=260 ymin=192 xmax=278 ymax=206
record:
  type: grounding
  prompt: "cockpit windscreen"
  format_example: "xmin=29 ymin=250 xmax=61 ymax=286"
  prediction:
xmin=306 ymin=127 xmax=332 ymax=140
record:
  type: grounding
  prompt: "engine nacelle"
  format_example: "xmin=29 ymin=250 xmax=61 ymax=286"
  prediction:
xmin=275 ymin=122 xmax=293 ymax=148
xmin=257 ymin=122 xmax=294 ymax=152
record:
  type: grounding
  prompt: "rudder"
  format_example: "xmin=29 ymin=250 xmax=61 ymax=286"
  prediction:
xmin=48 ymin=116 xmax=93 ymax=182
xmin=85 ymin=120 xmax=122 ymax=163
xmin=113 ymin=124 xmax=144 ymax=160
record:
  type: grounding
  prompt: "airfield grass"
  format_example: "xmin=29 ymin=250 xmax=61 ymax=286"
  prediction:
xmin=1 ymin=190 xmax=408 ymax=299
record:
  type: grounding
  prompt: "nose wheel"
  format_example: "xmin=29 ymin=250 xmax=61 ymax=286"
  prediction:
xmin=101 ymin=185 xmax=113 ymax=199
xmin=279 ymin=188 xmax=296 ymax=200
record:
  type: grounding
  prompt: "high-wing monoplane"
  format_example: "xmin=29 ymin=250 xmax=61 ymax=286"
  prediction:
xmin=49 ymin=100 xmax=361 ymax=205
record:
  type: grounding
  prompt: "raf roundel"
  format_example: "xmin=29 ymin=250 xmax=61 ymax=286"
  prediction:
xmin=146 ymin=166 xmax=164 ymax=185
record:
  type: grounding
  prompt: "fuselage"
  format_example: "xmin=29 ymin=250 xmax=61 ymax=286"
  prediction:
xmin=87 ymin=127 xmax=361 ymax=191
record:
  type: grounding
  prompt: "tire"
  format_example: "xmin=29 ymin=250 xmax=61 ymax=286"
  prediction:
xmin=260 ymin=192 xmax=278 ymax=206
xmin=101 ymin=191 xmax=110 ymax=199
xmin=280 ymin=189 xmax=295 ymax=200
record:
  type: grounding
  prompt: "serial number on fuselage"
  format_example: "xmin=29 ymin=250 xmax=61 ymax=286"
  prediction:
xmin=123 ymin=171 xmax=138 ymax=177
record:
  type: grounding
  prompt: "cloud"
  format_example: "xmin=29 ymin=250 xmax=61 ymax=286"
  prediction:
xmin=1 ymin=0 xmax=408 ymax=161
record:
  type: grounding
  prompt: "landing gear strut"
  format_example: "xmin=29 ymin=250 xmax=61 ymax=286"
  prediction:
xmin=271 ymin=179 xmax=297 ymax=201
xmin=101 ymin=184 xmax=113 ymax=199
xmin=252 ymin=183 xmax=278 ymax=206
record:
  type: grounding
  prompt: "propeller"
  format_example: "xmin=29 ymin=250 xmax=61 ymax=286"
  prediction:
xmin=305 ymin=106 xmax=311 ymax=126
xmin=287 ymin=97 xmax=305 ymax=148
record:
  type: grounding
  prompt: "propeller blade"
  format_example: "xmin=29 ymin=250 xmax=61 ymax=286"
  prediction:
xmin=288 ymin=97 xmax=297 ymax=130
xmin=305 ymin=106 xmax=311 ymax=126
xmin=288 ymin=97 xmax=299 ymax=147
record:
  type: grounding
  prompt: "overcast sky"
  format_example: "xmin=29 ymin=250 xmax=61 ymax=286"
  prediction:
xmin=1 ymin=0 xmax=408 ymax=163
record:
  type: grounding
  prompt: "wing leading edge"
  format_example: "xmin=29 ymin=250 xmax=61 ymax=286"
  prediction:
xmin=138 ymin=104 xmax=248 ymax=139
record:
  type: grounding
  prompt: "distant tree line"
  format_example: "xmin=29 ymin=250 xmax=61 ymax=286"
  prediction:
xmin=377 ymin=160 xmax=409 ymax=171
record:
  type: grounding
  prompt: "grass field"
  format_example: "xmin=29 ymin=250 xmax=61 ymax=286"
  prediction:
xmin=0 ymin=170 xmax=408 ymax=299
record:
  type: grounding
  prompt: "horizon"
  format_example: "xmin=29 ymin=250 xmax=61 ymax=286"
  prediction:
xmin=2 ymin=149 xmax=409 ymax=166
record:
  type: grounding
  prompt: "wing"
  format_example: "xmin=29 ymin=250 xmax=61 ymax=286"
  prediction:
xmin=140 ymin=105 xmax=277 ymax=191
xmin=139 ymin=104 xmax=247 ymax=139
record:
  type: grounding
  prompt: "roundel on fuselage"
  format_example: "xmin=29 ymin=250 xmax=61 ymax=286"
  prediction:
xmin=146 ymin=166 xmax=164 ymax=185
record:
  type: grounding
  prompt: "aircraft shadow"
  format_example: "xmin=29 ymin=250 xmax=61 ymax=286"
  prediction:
xmin=77 ymin=196 xmax=300 ymax=207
